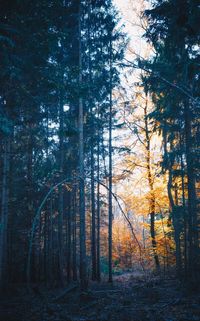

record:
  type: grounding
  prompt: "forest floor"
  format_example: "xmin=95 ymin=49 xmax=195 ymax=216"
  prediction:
xmin=1 ymin=272 xmax=200 ymax=321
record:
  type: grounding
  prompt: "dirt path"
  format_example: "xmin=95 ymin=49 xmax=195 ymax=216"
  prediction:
xmin=1 ymin=274 xmax=200 ymax=321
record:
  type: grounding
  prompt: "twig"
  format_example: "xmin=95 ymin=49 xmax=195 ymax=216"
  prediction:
xmin=94 ymin=179 xmax=146 ymax=274
xmin=80 ymin=301 xmax=98 ymax=311
xmin=52 ymin=284 xmax=78 ymax=302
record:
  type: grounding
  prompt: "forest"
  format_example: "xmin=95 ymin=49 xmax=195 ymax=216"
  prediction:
xmin=0 ymin=0 xmax=200 ymax=320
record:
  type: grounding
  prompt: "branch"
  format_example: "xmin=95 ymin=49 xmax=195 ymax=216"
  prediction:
xmin=26 ymin=177 xmax=74 ymax=287
xmin=95 ymin=179 xmax=146 ymax=273
xmin=118 ymin=54 xmax=199 ymax=105
xmin=27 ymin=175 xmax=147 ymax=286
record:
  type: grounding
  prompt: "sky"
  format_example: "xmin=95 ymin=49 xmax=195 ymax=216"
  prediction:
xmin=112 ymin=0 xmax=149 ymax=81
xmin=110 ymin=0 xmax=162 ymax=200
xmin=113 ymin=0 xmax=150 ymax=59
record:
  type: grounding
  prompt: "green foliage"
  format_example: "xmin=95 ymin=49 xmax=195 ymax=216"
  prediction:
xmin=0 ymin=0 xmax=126 ymax=284
xmin=141 ymin=0 xmax=200 ymax=278
xmin=0 ymin=115 xmax=12 ymax=135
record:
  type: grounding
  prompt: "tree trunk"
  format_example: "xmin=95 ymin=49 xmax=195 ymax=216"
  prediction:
xmin=78 ymin=0 xmax=87 ymax=290
xmin=72 ymin=185 xmax=77 ymax=281
xmin=108 ymin=35 xmax=113 ymax=283
xmin=67 ymin=192 xmax=72 ymax=283
xmin=49 ymin=194 xmax=53 ymax=285
xmin=167 ymin=149 xmax=182 ymax=276
xmin=96 ymin=118 xmax=101 ymax=282
xmin=184 ymin=102 xmax=198 ymax=281
xmin=0 ymin=137 xmax=10 ymax=289
xmin=91 ymin=139 xmax=97 ymax=280
xmin=58 ymin=89 xmax=64 ymax=285
xmin=144 ymin=94 xmax=160 ymax=270
xmin=181 ymin=152 xmax=187 ymax=277
xmin=87 ymin=2 xmax=97 ymax=280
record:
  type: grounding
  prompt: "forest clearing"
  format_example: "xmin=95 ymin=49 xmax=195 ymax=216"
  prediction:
xmin=0 ymin=0 xmax=200 ymax=320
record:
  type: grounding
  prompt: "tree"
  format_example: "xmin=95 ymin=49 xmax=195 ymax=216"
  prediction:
xmin=0 ymin=0 xmax=125 ymax=290
xmin=142 ymin=0 xmax=200 ymax=282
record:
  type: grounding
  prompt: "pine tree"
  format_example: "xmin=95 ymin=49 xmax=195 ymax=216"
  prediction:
xmin=142 ymin=0 xmax=200 ymax=282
